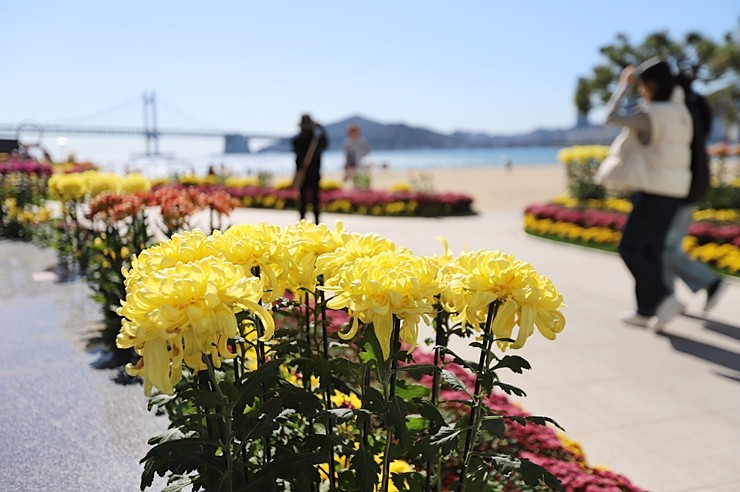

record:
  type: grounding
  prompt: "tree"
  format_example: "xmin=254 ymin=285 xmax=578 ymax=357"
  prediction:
xmin=575 ymin=22 xmax=740 ymax=131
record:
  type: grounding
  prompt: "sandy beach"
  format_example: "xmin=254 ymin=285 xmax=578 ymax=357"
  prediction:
xmin=314 ymin=163 xmax=567 ymax=212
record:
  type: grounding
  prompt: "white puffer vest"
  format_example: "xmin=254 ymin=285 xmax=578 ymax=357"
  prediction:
xmin=635 ymin=88 xmax=693 ymax=197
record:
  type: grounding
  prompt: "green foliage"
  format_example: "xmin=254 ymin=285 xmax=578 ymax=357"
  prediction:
xmin=351 ymin=169 xmax=372 ymax=191
xmin=564 ymin=159 xmax=606 ymax=201
xmin=576 ymin=25 xmax=740 ymax=120
xmin=133 ymin=290 xmax=566 ymax=491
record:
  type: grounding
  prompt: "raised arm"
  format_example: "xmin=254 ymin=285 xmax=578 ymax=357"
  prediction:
xmin=605 ymin=65 xmax=651 ymax=145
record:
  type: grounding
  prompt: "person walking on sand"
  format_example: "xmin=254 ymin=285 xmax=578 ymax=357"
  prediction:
xmin=662 ymin=74 xmax=727 ymax=314
xmin=292 ymin=114 xmax=328 ymax=224
xmin=597 ymin=58 xmax=693 ymax=332
xmin=343 ymin=124 xmax=369 ymax=183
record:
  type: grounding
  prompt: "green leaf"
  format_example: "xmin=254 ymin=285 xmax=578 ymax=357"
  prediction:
xmin=303 ymin=433 xmax=346 ymax=454
xmin=232 ymin=398 xmax=282 ymax=442
xmin=146 ymin=393 xmax=176 ymax=412
xmin=351 ymin=447 xmax=380 ymax=492
xmin=358 ymin=343 xmax=377 ymax=365
xmin=466 ymin=455 xmax=492 ymax=492
xmin=362 ymin=387 xmax=386 ymax=413
xmin=440 ymin=347 xmax=478 ymax=373
xmin=161 ymin=476 xmax=195 ymax=492
xmin=492 ymin=355 xmax=532 ymax=374
xmin=417 ymin=398 xmax=447 ymax=430
xmin=477 ymin=373 xmax=496 ymax=395
xmin=312 ymin=354 xmax=332 ymax=383
xmin=395 ymin=382 xmax=430 ymax=400
xmin=177 ymin=387 xmax=227 ymax=408
xmin=388 ymin=396 xmax=409 ymax=447
xmin=405 ymin=415 xmax=427 ymax=431
xmin=244 ymin=451 xmax=324 ymax=491
xmin=520 ymin=457 xmax=564 ymax=491
xmin=480 ymin=415 xmax=506 ymax=438
xmin=398 ymin=363 xmax=440 ymax=378
xmin=329 ymin=357 xmax=362 ymax=380
xmin=440 ymin=369 xmax=473 ymax=398
xmin=484 ymin=452 xmax=520 ymax=470
xmin=276 ymin=385 xmax=323 ymax=415
xmin=361 ymin=325 xmax=388 ymax=382
xmin=325 ymin=407 xmax=356 ymax=424
xmin=427 ymin=425 xmax=462 ymax=457
xmin=146 ymin=428 xmax=188 ymax=446
xmin=233 ymin=358 xmax=284 ymax=411
xmin=505 ymin=415 xmax=564 ymax=432
xmin=140 ymin=452 xmax=166 ymax=490
xmin=493 ymin=381 xmax=527 ymax=397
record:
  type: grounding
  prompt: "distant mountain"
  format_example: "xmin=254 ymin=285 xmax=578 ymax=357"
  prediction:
xmin=256 ymin=114 xmax=617 ymax=153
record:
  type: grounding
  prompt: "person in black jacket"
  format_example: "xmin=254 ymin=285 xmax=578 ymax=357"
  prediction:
xmin=661 ymin=75 xmax=726 ymax=319
xmin=292 ymin=114 xmax=328 ymax=224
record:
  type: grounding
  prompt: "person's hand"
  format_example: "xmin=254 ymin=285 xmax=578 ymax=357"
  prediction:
xmin=619 ymin=65 xmax=637 ymax=86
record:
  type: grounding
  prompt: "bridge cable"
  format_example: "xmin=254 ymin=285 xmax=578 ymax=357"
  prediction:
xmin=46 ymin=96 xmax=142 ymax=125
xmin=157 ymin=94 xmax=220 ymax=130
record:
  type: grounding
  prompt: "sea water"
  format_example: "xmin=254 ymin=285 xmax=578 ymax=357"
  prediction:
xmin=102 ymin=146 xmax=561 ymax=178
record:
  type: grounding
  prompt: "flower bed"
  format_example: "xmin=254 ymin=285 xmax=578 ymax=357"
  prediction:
xmin=531 ymin=144 xmax=740 ymax=275
xmin=110 ymin=223 xmax=648 ymax=491
xmin=158 ymin=182 xmax=476 ymax=217
xmin=524 ymin=198 xmax=740 ymax=275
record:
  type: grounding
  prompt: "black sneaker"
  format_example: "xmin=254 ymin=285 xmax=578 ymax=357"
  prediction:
xmin=704 ymin=280 xmax=727 ymax=312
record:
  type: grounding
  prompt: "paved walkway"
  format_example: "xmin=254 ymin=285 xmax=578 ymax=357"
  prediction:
xmin=0 ymin=241 xmax=167 ymax=491
xmin=2 ymin=207 xmax=738 ymax=491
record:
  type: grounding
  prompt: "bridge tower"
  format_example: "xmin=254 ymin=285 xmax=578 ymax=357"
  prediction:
xmin=142 ymin=91 xmax=160 ymax=155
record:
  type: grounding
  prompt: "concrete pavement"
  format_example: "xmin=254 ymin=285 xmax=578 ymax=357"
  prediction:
xmin=0 ymin=241 xmax=167 ymax=491
xmin=1 ymin=206 xmax=738 ymax=491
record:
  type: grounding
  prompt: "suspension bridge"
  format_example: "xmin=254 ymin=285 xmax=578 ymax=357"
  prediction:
xmin=0 ymin=92 xmax=284 ymax=155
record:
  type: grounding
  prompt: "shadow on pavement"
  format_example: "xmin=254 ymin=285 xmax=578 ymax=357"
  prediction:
xmin=682 ymin=312 xmax=740 ymax=342
xmin=660 ymin=321 xmax=740 ymax=379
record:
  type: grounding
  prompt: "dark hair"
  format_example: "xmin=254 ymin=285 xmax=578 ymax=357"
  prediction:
xmin=675 ymin=73 xmax=713 ymax=138
xmin=637 ymin=58 xmax=675 ymax=101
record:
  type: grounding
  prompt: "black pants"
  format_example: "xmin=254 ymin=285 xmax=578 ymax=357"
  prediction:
xmin=618 ymin=192 xmax=682 ymax=316
xmin=299 ymin=179 xmax=320 ymax=224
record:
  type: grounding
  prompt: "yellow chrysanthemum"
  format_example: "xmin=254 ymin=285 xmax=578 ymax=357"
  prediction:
xmin=48 ymin=173 xmax=88 ymax=201
xmin=83 ymin=171 xmax=121 ymax=196
xmin=120 ymin=173 xmax=152 ymax=193
xmin=323 ymin=251 xmax=441 ymax=359
xmin=281 ymin=220 xmax=345 ymax=293
xmin=223 ymin=176 xmax=259 ymax=188
xmin=117 ymin=230 xmax=275 ymax=395
xmin=117 ymin=254 xmax=274 ymax=395
xmin=211 ymin=223 xmax=293 ymax=302
xmin=124 ymin=229 xmax=219 ymax=288
xmin=440 ymin=250 xmax=565 ymax=350
xmin=315 ymin=231 xmax=407 ymax=282
xmin=426 ymin=236 xmax=455 ymax=281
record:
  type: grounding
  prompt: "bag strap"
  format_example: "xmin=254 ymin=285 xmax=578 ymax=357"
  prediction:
xmin=299 ymin=128 xmax=321 ymax=172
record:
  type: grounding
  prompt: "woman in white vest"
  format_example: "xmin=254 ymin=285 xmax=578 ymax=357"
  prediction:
xmin=599 ymin=58 xmax=693 ymax=331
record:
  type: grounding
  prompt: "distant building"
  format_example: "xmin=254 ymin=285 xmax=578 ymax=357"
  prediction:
xmin=224 ymin=134 xmax=250 ymax=154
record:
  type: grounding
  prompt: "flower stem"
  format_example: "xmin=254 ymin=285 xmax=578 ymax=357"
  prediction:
xmin=426 ymin=301 xmax=447 ymax=492
xmin=304 ymin=291 xmax=312 ymax=358
xmin=250 ymin=265 xmax=271 ymax=466
xmin=458 ymin=301 xmax=498 ymax=492
xmin=318 ymin=286 xmax=336 ymax=492
xmin=380 ymin=316 xmax=401 ymax=492
xmin=204 ymin=355 xmax=233 ymax=492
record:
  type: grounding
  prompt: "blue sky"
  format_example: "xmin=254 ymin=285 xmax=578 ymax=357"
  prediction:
xmin=3 ymin=1 xmax=738 ymax=138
